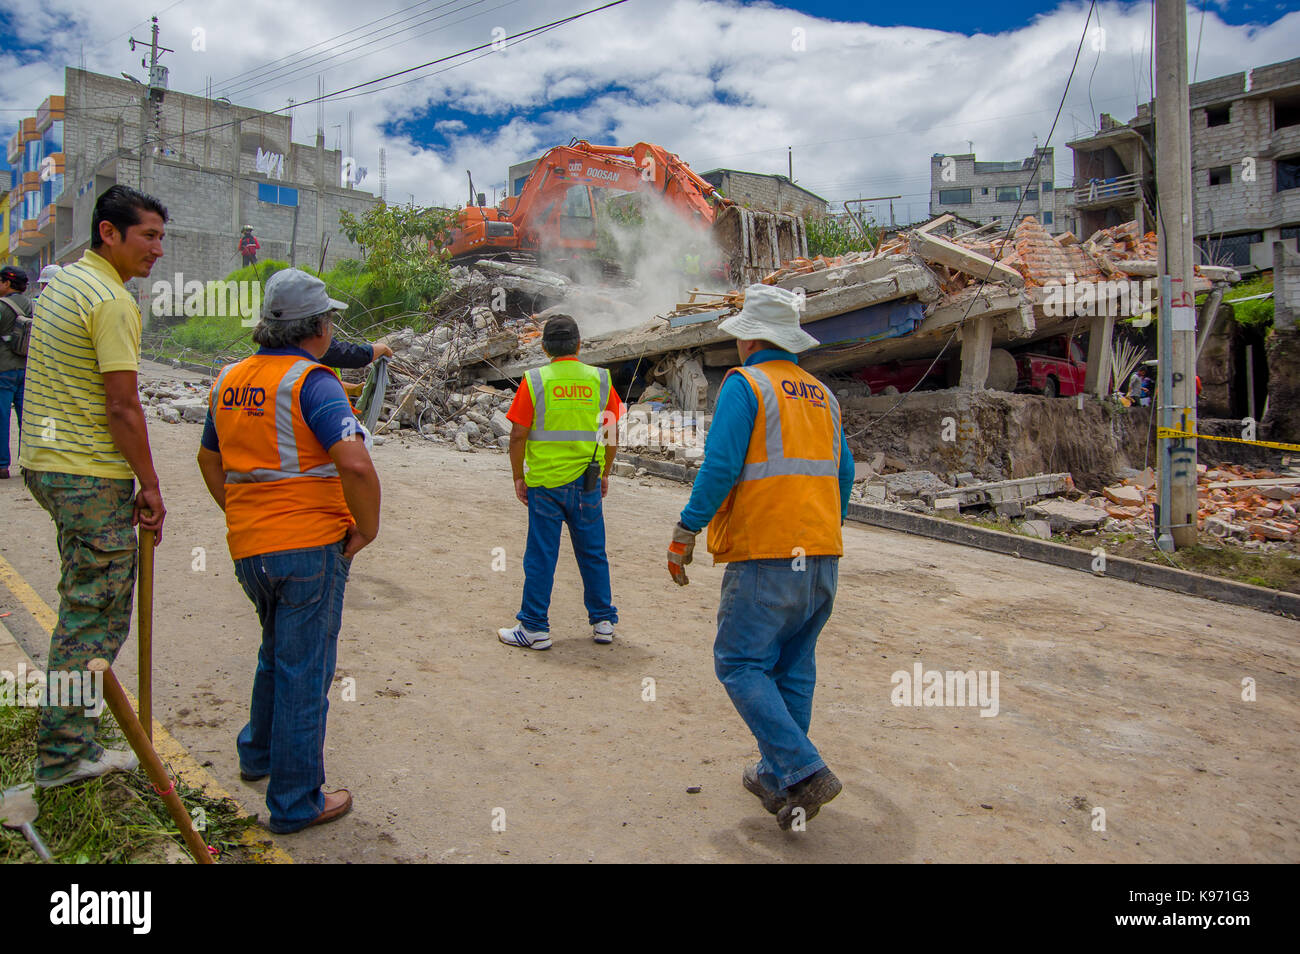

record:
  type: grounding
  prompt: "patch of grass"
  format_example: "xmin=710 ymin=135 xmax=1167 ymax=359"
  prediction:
xmin=0 ymin=705 xmax=256 ymax=864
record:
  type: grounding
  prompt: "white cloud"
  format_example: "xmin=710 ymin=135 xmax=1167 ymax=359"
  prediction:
xmin=2 ymin=0 xmax=1297 ymax=226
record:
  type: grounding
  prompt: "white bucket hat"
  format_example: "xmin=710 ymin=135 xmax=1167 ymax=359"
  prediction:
xmin=718 ymin=284 xmax=819 ymax=353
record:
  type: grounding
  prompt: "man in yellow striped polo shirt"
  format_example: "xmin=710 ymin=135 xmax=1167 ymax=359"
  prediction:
xmin=18 ymin=184 xmax=169 ymax=788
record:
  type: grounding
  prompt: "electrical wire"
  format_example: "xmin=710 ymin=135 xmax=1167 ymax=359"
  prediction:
xmin=135 ymin=0 xmax=629 ymax=147
xmin=219 ymin=0 xmax=514 ymax=103
xmin=205 ymin=0 xmax=460 ymax=94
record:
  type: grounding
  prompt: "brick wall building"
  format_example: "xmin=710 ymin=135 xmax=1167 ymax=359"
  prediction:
xmin=5 ymin=68 xmax=379 ymax=318
xmin=699 ymin=169 xmax=828 ymax=218
xmin=1068 ymin=55 xmax=1300 ymax=271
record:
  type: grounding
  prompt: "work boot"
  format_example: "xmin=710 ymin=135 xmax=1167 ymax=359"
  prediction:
xmin=742 ymin=762 xmax=783 ymax=815
xmin=777 ymin=767 xmax=842 ymax=830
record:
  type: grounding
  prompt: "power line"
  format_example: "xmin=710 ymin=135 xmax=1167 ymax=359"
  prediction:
xmin=204 ymin=0 xmax=456 ymax=93
xmin=848 ymin=0 xmax=1099 ymax=440
xmin=146 ymin=1 xmax=630 ymax=145
xmin=220 ymin=0 xmax=510 ymax=103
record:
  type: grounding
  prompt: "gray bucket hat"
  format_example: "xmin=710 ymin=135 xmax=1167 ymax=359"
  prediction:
xmin=262 ymin=268 xmax=347 ymax=322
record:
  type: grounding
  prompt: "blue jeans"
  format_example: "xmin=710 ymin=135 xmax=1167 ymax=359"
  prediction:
xmin=518 ymin=475 xmax=617 ymax=631
xmin=714 ymin=555 xmax=839 ymax=792
xmin=233 ymin=540 xmax=351 ymax=833
xmin=0 ymin=368 xmax=24 ymax=469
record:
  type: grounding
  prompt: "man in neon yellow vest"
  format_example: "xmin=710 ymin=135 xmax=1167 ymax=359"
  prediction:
xmin=498 ymin=316 xmax=625 ymax=650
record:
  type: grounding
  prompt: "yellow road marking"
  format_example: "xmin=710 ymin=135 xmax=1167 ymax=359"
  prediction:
xmin=0 ymin=550 xmax=293 ymax=864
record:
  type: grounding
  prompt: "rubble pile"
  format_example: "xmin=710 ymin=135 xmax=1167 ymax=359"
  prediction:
xmin=357 ymin=326 xmax=519 ymax=452
xmin=140 ymin=379 xmax=213 ymax=424
xmin=1095 ymin=462 xmax=1300 ymax=546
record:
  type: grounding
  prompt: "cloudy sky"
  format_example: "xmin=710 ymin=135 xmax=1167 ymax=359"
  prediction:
xmin=3 ymin=0 xmax=1298 ymax=226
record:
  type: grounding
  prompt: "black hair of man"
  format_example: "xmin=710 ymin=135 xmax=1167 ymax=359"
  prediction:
xmin=0 ymin=266 xmax=28 ymax=293
xmin=542 ymin=314 xmax=580 ymax=357
xmin=251 ymin=311 xmax=330 ymax=350
xmin=91 ymin=184 xmax=169 ymax=249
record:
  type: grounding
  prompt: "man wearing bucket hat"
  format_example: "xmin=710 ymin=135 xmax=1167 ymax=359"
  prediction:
xmin=196 ymin=267 xmax=381 ymax=833
xmin=667 ymin=283 xmax=853 ymax=830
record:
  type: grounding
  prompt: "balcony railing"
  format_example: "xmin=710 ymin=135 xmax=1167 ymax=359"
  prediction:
xmin=1073 ymin=172 xmax=1143 ymax=208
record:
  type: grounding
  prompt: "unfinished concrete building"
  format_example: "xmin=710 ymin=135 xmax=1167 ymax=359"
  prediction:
xmin=1069 ymin=55 xmax=1300 ymax=273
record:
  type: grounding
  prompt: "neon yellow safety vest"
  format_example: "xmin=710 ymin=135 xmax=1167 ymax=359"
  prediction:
xmin=523 ymin=360 xmax=611 ymax=489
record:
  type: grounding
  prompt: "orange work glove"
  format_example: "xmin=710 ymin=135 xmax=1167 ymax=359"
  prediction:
xmin=668 ymin=522 xmax=697 ymax=586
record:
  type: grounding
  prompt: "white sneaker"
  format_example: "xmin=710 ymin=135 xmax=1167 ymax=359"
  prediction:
xmin=34 ymin=747 xmax=140 ymax=789
xmin=592 ymin=621 xmax=615 ymax=644
xmin=498 ymin=624 xmax=552 ymax=651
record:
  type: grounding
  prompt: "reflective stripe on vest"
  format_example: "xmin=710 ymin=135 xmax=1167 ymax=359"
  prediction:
xmin=736 ymin=365 xmax=841 ymax=480
xmin=526 ymin=365 xmax=610 ymax=442
xmin=219 ymin=358 xmax=339 ymax=483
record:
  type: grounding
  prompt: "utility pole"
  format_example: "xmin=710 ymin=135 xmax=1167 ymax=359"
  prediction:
xmin=1154 ymin=0 xmax=1199 ymax=550
xmin=129 ymin=16 xmax=173 ymax=196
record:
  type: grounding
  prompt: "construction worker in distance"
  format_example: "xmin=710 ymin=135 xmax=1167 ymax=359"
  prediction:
xmin=196 ymin=268 xmax=381 ymax=834
xmin=498 ymin=315 xmax=625 ymax=650
xmin=667 ymin=283 xmax=854 ymax=830
xmin=239 ymin=225 xmax=260 ymax=268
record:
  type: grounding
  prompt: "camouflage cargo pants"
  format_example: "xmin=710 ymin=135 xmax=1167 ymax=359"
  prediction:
xmin=24 ymin=470 xmax=137 ymax=779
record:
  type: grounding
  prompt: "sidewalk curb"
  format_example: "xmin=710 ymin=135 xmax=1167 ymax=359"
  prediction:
xmin=0 ymin=554 xmax=293 ymax=864
xmin=846 ymin=502 xmax=1300 ymax=619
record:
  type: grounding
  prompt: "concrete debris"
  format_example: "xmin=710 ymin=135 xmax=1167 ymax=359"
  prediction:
xmin=1021 ymin=520 xmax=1054 ymax=540
xmin=1025 ymin=498 xmax=1108 ymax=533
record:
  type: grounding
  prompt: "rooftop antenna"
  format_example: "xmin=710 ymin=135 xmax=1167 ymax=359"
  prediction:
xmin=379 ymin=147 xmax=387 ymax=203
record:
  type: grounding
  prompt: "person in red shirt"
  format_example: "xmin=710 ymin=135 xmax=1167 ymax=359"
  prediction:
xmin=239 ymin=226 xmax=260 ymax=268
xmin=498 ymin=316 xmax=625 ymax=650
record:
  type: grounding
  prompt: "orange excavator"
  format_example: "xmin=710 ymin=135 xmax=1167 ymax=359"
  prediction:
xmin=439 ymin=139 xmax=806 ymax=285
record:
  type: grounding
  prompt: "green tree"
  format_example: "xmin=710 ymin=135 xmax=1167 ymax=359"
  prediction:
xmin=804 ymin=214 xmax=879 ymax=258
xmin=338 ymin=203 xmax=456 ymax=310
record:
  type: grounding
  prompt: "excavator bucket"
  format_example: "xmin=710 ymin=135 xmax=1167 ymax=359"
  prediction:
xmin=711 ymin=206 xmax=809 ymax=287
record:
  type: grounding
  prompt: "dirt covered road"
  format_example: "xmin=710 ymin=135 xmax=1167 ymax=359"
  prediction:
xmin=2 ymin=364 xmax=1296 ymax=863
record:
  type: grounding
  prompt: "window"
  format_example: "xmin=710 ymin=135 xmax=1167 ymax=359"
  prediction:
xmin=1202 ymin=232 xmax=1262 ymax=267
xmin=257 ymin=183 xmax=298 ymax=206
xmin=1208 ymin=165 xmax=1231 ymax=186
xmin=938 ymin=188 xmax=972 ymax=204
xmin=1024 ymin=188 xmax=1038 ymax=201
xmin=996 ymin=186 xmax=1020 ymax=202
xmin=1275 ymin=97 xmax=1300 ymax=130
xmin=1041 ymin=181 xmax=1054 ymax=192
xmin=981 ymin=187 xmax=989 ymax=196
xmin=1206 ymin=105 xmax=1231 ymax=127
xmin=1043 ymin=211 xmax=1053 ymax=225
xmin=1277 ymin=156 xmax=1300 ymax=192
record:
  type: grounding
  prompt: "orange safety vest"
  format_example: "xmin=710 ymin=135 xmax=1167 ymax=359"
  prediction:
xmin=209 ymin=354 xmax=352 ymax=560
xmin=707 ymin=360 xmax=843 ymax=563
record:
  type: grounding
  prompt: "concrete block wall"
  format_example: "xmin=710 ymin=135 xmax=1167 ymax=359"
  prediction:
xmin=1192 ymin=98 xmax=1277 ymax=235
xmin=708 ymin=171 xmax=825 ymax=217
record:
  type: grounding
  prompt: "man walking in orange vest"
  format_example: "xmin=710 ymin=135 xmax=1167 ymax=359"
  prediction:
xmin=197 ymin=268 xmax=380 ymax=833
xmin=667 ymin=284 xmax=853 ymax=830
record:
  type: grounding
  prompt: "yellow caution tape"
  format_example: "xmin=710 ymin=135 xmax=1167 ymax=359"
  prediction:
xmin=1156 ymin=426 xmax=1300 ymax=453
